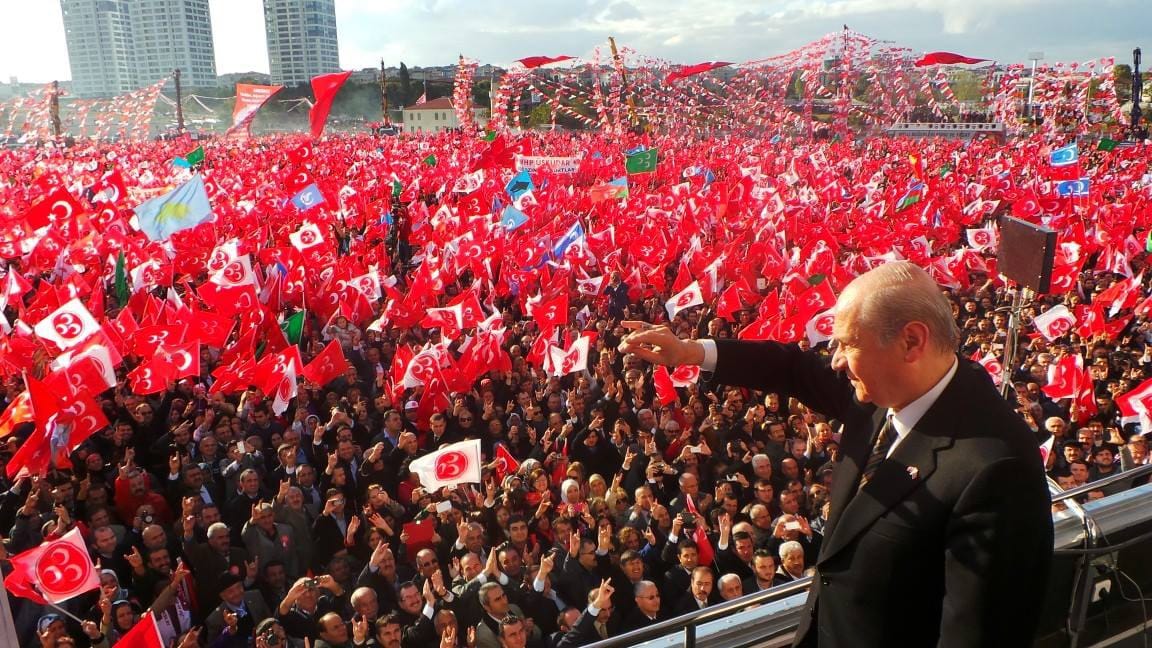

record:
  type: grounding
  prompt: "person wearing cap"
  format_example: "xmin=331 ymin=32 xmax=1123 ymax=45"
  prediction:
xmin=242 ymin=501 xmax=301 ymax=580
xmin=205 ymin=570 xmax=272 ymax=645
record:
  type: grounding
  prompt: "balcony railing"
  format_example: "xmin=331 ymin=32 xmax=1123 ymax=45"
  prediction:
xmin=586 ymin=463 xmax=1152 ymax=648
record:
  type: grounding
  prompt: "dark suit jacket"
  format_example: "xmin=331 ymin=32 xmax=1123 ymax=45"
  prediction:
xmin=556 ymin=607 xmax=621 ymax=648
xmin=204 ymin=591 xmax=272 ymax=643
xmin=620 ymin=607 xmax=668 ymax=634
xmin=712 ymin=340 xmax=1053 ymax=648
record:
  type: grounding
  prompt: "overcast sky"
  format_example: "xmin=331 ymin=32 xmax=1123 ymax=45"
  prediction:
xmin=0 ymin=0 xmax=1144 ymax=83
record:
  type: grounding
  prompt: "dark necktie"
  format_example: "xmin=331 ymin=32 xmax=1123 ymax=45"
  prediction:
xmin=858 ymin=414 xmax=895 ymax=491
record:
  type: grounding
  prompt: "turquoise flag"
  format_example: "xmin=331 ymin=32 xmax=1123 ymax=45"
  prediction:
xmin=134 ymin=174 xmax=213 ymax=241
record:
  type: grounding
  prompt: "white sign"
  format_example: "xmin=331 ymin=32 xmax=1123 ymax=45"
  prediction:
xmin=514 ymin=155 xmax=582 ymax=174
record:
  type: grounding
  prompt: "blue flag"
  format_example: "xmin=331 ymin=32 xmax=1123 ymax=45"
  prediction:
xmin=623 ymin=144 xmax=647 ymax=156
xmin=1056 ymin=178 xmax=1090 ymax=197
xmin=551 ymin=222 xmax=585 ymax=260
xmin=291 ymin=183 xmax=325 ymax=212
xmin=505 ymin=170 xmax=535 ymax=201
xmin=134 ymin=174 xmax=213 ymax=241
xmin=1050 ymin=144 xmax=1079 ymax=167
xmin=500 ymin=206 xmax=528 ymax=231
xmin=770 ymin=134 xmax=782 ymax=144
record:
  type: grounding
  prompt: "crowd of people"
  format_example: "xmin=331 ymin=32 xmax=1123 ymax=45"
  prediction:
xmin=0 ymin=121 xmax=1149 ymax=648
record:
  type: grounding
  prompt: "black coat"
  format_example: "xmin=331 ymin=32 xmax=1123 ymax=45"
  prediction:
xmin=711 ymin=340 xmax=1053 ymax=648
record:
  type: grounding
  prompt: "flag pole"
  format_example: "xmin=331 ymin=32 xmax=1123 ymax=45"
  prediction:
xmin=29 ymin=585 xmax=87 ymax=624
xmin=0 ymin=578 xmax=20 ymax=647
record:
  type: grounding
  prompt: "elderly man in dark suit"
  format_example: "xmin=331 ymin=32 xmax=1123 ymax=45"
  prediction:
xmin=620 ymin=261 xmax=1053 ymax=647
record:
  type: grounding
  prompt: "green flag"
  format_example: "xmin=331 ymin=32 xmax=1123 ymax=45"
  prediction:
xmin=625 ymin=148 xmax=659 ymax=175
xmin=1097 ymin=138 xmax=1118 ymax=152
xmin=392 ymin=179 xmax=402 ymax=199
xmin=281 ymin=311 xmax=305 ymax=345
xmin=185 ymin=146 xmax=205 ymax=166
xmin=1145 ymin=230 xmax=1152 ymax=254
xmin=482 ymin=130 xmax=497 ymax=142
xmin=114 ymin=251 xmax=129 ymax=308
xmin=422 ymin=154 xmax=437 ymax=167
xmin=896 ymin=192 xmax=921 ymax=212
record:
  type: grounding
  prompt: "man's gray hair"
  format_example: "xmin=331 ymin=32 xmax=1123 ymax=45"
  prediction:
xmin=479 ymin=581 xmax=503 ymax=609
xmin=634 ymin=580 xmax=657 ymax=597
xmin=779 ymin=540 xmax=804 ymax=560
xmin=350 ymin=586 xmax=376 ymax=606
xmin=852 ymin=261 xmax=961 ymax=352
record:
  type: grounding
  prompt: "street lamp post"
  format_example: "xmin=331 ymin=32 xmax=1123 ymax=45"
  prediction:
xmin=173 ymin=68 xmax=185 ymax=134
xmin=1132 ymin=48 xmax=1143 ymax=140
xmin=1026 ymin=51 xmax=1043 ymax=121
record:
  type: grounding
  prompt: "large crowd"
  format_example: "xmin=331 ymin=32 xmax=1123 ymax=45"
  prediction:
xmin=0 ymin=123 xmax=1150 ymax=648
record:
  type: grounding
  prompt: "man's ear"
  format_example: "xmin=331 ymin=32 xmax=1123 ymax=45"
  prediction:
xmin=902 ymin=321 xmax=932 ymax=360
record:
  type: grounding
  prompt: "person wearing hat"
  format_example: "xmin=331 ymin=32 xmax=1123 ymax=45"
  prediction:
xmin=205 ymin=569 xmax=272 ymax=645
xmin=242 ymin=501 xmax=301 ymax=581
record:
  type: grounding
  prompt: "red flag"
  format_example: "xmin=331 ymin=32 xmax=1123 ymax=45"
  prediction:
xmin=308 ymin=71 xmax=353 ymax=139
xmin=1043 ymin=355 xmax=1084 ymax=401
xmin=665 ymin=61 xmax=732 ymax=83
xmin=161 ymin=341 xmax=201 ymax=379
xmin=532 ymin=293 xmax=568 ymax=330
xmin=116 ymin=611 xmax=164 ymax=648
xmin=914 ymin=52 xmax=990 ymax=66
xmin=0 ymin=391 xmax=32 ymax=439
xmin=652 ymin=365 xmax=677 ymax=406
xmin=191 ymin=310 xmax=235 ymax=348
xmin=684 ymin=493 xmax=714 ymax=566
xmin=516 ymin=55 xmax=575 ymax=69
xmin=1116 ymin=376 xmax=1152 ymax=418
xmin=301 ymin=339 xmax=350 ymax=387
xmin=5 ymin=375 xmax=64 ymax=479
xmin=22 ymin=186 xmax=83 ymax=232
xmin=493 ymin=443 xmax=521 ymax=482
xmin=228 ymin=83 xmax=283 ymax=134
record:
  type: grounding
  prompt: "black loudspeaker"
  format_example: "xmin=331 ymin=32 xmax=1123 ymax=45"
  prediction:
xmin=997 ymin=216 xmax=1057 ymax=293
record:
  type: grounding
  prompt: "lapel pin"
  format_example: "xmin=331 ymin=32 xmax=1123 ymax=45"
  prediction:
xmin=906 ymin=466 xmax=919 ymax=480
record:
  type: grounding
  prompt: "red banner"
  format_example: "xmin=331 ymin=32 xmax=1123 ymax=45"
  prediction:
xmin=228 ymin=83 xmax=283 ymax=136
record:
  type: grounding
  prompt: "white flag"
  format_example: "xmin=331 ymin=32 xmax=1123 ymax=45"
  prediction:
xmin=289 ymin=221 xmax=326 ymax=252
xmin=666 ymin=280 xmax=704 ymax=320
xmin=805 ymin=309 xmax=837 ymax=346
xmin=349 ymin=271 xmax=382 ymax=301
xmin=34 ymin=298 xmax=101 ymax=351
xmin=549 ymin=336 xmax=589 ymax=377
xmin=965 ymin=227 xmax=999 ymax=251
xmin=271 ymin=362 xmax=297 ymax=416
xmin=209 ymin=255 xmax=257 ymax=288
xmin=206 ymin=238 xmax=240 ymax=274
xmin=408 ymin=439 xmax=483 ymax=490
xmin=1032 ymin=304 xmax=1076 ymax=341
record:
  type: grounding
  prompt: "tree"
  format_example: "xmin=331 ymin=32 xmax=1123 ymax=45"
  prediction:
xmin=526 ymin=104 xmax=552 ymax=128
xmin=1115 ymin=64 xmax=1133 ymax=103
xmin=399 ymin=62 xmax=412 ymax=106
